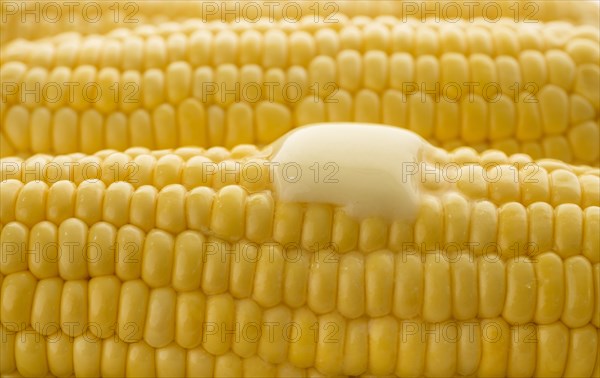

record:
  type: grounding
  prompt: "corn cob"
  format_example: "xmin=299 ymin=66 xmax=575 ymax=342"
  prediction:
xmin=2 ymin=0 xmax=599 ymax=375
xmin=2 ymin=0 xmax=599 ymax=45
xmin=2 ymin=17 xmax=599 ymax=164
xmin=1 ymin=124 xmax=599 ymax=377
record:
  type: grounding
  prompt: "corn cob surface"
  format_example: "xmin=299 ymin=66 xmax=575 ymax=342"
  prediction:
xmin=2 ymin=0 xmax=599 ymax=45
xmin=1 ymin=1 xmax=599 ymax=377
xmin=1 ymin=16 xmax=599 ymax=164
xmin=1 ymin=124 xmax=599 ymax=377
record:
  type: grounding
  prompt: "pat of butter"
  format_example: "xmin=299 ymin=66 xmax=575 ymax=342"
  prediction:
xmin=270 ymin=123 xmax=426 ymax=222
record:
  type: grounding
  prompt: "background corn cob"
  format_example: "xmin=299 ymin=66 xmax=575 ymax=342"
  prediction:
xmin=2 ymin=17 xmax=599 ymax=164
xmin=2 ymin=0 xmax=599 ymax=44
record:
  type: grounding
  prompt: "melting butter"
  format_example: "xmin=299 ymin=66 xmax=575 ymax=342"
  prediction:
xmin=270 ymin=123 xmax=428 ymax=222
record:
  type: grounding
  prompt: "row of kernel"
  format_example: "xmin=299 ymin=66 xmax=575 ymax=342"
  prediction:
xmin=1 ymin=53 xmax=595 ymax=118
xmin=20 ymin=5 xmax=533 ymax=45
xmin=1 ymin=133 xmax=598 ymax=171
xmin=332 ymin=319 xmax=599 ymax=377
xmin=0 ymin=152 xmax=271 ymax=190
xmin=214 ymin=232 xmax=598 ymax=327
xmin=88 ymin=17 xmax=600 ymax=50
xmin=4 ymin=0 xmax=596 ymax=42
xmin=1 ymin=61 xmax=595 ymax=142
xmin=285 ymin=195 xmax=599 ymax=261
xmin=0 ymin=0 xmax=241 ymax=44
xmin=0 ymin=327 xmax=314 ymax=377
xmin=414 ymin=193 xmax=599 ymax=262
xmin=3 ymin=18 xmax=598 ymax=70
xmin=344 ymin=251 xmax=599 ymax=327
xmin=2 ymin=215 xmax=597 ymax=327
xmin=2 ymin=307 xmax=598 ymax=377
xmin=2 ymin=259 xmax=597 ymax=356
xmin=0 ymin=175 xmax=591 ymax=254
xmin=1 ymin=62 xmax=325 ymax=109
xmin=0 ymin=178 xmax=598 ymax=261
xmin=2 ymin=57 xmax=596 ymax=143
xmin=0 ymin=223 xmax=333 ymax=315
xmin=2 ymin=274 xmax=375 ymax=361
xmin=447 ymin=145 xmax=600 ymax=171
xmin=0 ymin=151 xmax=238 ymax=183
xmin=0 ymin=221 xmax=268 ymax=292
xmin=12 ymin=13 xmax=484 ymax=51
xmin=446 ymin=162 xmax=600 ymax=207
xmin=0 ymin=274 xmax=264 ymax=350
xmin=91 ymin=16 xmax=600 ymax=41
xmin=0 ymin=144 xmax=264 ymax=183
xmin=2 ymin=94 xmax=597 ymax=164
xmin=1 ymin=1 xmax=362 ymax=45
xmin=3 ymin=49 xmax=597 ymax=112
xmin=0 ymin=179 xmax=269 ymax=236
xmin=1 ymin=100 xmax=293 ymax=155
xmin=4 ymin=0 xmax=600 ymax=45
xmin=1 ymin=0 xmax=340 ymax=43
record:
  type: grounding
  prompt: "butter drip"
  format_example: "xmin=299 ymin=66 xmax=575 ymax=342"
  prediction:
xmin=270 ymin=123 xmax=427 ymax=222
